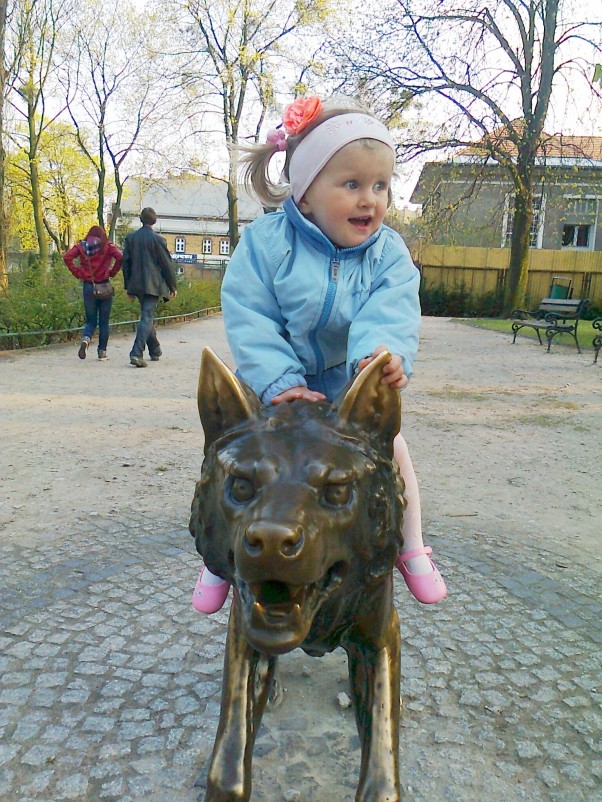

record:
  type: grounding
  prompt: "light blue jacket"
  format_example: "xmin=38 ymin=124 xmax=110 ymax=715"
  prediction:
xmin=221 ymin=198 xmax=421 ymax=404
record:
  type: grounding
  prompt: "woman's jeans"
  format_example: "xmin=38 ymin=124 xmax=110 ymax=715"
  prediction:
xmin=130 ymin=294 xmax=161 ymax=359
xmin=82 ymin=281 xmax=113 ymax=351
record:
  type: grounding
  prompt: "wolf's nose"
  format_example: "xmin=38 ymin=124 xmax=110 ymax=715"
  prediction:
xmin=244 ymin=522 xmax=304 ymax=559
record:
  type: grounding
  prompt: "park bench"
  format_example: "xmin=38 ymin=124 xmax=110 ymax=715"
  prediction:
xmin=593 ymin=317 xmax=602 ymax=364
xmin=511 ymin=297 xmax=590 ymax=353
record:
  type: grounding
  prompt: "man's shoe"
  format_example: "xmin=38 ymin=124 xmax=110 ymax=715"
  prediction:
xmin=130 ymin=356 xmax=148 ymax=368
xmin=150 ymin=349 xmax=162 ymax=361
xmin=78 ymin=337 xmax=90 ymax=359
xmin=98 ymin=350 xmax=108 ymax=361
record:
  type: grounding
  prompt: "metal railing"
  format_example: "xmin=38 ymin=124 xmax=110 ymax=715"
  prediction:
xmin=0 ymin=305 xmax=221 ymax=351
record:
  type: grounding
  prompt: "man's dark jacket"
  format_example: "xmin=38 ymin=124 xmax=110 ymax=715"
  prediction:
xmin=122 ymin=225 xmax=177 ymax=299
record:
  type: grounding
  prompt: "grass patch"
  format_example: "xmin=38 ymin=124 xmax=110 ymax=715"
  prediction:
xmin=425 ymin=387 xmax=489 ymax=402
xmin=426 ymin=383 xmax=519 ymax=400
xmin=514 ymin=413 xmax=585 ymax=428
xmin=515 ymin=413 xmax=564 ymax=427
xmin=453 ymin=317 xmax=597 ymax=348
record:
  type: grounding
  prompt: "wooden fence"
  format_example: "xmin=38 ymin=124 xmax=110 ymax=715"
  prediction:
xmin=412 ymin=245 xmax=602 ymax=310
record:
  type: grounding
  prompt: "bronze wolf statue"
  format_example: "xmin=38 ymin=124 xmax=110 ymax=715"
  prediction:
xmin=189 ymin=347 xmax=405 ymax=802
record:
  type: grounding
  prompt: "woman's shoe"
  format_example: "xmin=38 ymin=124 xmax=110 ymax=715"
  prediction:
xmin=78 ymin=337 xmax=90 ymax=359
xmin=395 ymin=546 xmax=447 ymax=604
xmin=191 ymin=569 xmax=230 ymax=613
xmin=98 ymin=350 xmax=108 ymax=360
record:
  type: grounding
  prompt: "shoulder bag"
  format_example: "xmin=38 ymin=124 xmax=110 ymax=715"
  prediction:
xmin=84 ymin=245 xmax=114 ymax=300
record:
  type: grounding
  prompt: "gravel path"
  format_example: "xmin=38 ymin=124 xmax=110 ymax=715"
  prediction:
xmin=1 ymin=315 xmax=600 ymax=801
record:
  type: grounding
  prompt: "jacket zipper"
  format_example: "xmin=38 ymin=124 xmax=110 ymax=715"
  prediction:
xmin=309 ymin=256 xmax=340 ymax=376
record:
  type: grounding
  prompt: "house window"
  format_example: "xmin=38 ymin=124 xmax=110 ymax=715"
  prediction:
xmin=502 ymin=200 xmax=513 ymax=247
xmin=529 ymin=196 xmax=544 ymax=248
xmin=174 ymin=237 xmax=185 ymax=253
xmin=503 ymin=194 xmax=544 ymax=249
xmin=219 ymin=239 xmax=230 ymax=255
xmin=202 ymin=238 xmax=212 ymax=255
xmin=562 ymin=224 xmax=590 ymax=248
xmin=572 ymin=198 xmax=597 ymax=216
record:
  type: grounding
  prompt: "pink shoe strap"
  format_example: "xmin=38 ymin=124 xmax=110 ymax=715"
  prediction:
xmin=398 ymin=545 xmax=433 ymax=563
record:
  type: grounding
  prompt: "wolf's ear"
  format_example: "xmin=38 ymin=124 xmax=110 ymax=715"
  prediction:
xmin=336 ymin=351 xmax=401 ymax=456
xmin=197 ymin=348 xmax=261 ymax=452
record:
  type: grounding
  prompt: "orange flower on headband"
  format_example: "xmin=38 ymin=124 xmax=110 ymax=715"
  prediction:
xmin=282 ymin=96 xmax=323 ymax=135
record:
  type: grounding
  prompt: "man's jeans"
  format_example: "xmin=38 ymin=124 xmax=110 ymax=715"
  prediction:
xmin=130 ymin=294 xmax=161 ymax=359
xmin=83 ymin=281 xmax=113 ymax=351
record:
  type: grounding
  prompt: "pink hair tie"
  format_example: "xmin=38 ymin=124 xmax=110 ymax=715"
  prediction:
xmin=266 ymin=128 xmax=287 ymax=151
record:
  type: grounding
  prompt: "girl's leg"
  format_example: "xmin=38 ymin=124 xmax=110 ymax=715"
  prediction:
xmin=394 ymin=433 xmax=447 ymax=603
xmin=192 ymin=567 xmax=230 ymax=614
xmin=395 ymin=434 xmax=429 ymax=573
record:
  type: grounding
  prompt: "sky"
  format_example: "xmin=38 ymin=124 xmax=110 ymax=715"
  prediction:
xmin=129 ymin=0 xmax=601 ymax=207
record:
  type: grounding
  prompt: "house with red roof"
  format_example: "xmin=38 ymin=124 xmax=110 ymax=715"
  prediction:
xmin=410 ymin=131 xmax=602 ymax=253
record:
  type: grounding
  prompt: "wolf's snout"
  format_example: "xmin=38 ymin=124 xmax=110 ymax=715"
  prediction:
xmin=244 ymin=522 xmax=305 ymax=559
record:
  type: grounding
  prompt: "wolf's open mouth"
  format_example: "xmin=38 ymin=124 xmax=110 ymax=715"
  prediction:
xmin=238 ymin=561 xmax=346 ymax=629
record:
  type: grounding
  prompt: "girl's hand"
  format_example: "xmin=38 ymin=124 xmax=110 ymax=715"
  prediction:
xmin=357 ymin=345 xmax=408 ymax=390
xmin=272 ymin=386 xmax=327 ymax=405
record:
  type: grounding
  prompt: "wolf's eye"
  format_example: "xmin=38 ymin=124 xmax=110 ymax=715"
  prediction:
xmin=322 ymin=483 xmax=351 ymax=507
xmin=230 ymin=477 xmax=255 ymax=503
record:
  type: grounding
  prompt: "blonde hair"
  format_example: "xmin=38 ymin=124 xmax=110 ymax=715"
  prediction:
xmin=241 ymin=96 xmax=385 ymax=208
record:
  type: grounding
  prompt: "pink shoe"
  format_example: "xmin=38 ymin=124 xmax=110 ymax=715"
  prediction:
xmin=395 ymin=546 xmax=447 ymax=604
xmin=191 ymin=569 xmax=230 ymax=613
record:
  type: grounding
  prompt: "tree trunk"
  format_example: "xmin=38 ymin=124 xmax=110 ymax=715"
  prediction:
xmin=0 ymin=129 xmax=7 ymax=290
xmin=97 ymin=163 xmax=106 ymax=229
xmin=503 ymin=178 xmax=532 ymax=315
xmin=110 ymin=173 xmax=124 ymax=243
xmin=227 ymin=144 xmax=239 ymax=251
xmin=29 ymin=145 xmax=48 ymax=264
xmin=0 ymin=0 xmax=9 ymax=289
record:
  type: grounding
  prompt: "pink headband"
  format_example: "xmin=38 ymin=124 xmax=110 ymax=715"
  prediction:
xmin=289 ymin=113 xmax=396 ymax=202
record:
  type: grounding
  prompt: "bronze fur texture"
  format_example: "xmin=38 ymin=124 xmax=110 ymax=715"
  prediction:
xmin=190 ymin=348 xmax=405 ymax=802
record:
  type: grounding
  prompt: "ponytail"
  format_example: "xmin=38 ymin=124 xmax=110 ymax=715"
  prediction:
xmin=240 ymin=95 xmax=376 ymax=208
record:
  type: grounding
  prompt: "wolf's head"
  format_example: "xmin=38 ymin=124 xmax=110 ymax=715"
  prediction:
xmin=189 ymin=349 xmax=404 ymax=654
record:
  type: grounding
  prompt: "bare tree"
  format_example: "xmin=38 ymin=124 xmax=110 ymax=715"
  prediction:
xmin=172 ymin=0 xmax=331 ymax=249
xmin=0 ymin=0 xmax=9 ymax=285
xmin=334 ymin=0 xmax=602 ymax=313
xmin=5 ymin=0 xmax=72 ymax=263
xmin=60 ymin=1 xmax=177 ymax=242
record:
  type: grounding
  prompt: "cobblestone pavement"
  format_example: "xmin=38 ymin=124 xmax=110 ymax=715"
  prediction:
xmin=1 ymin=317 xmax=600 ymax=802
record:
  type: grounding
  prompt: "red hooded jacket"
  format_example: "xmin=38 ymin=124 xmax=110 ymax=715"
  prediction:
xmin=63 ymin=239 xmax=123 ymax=283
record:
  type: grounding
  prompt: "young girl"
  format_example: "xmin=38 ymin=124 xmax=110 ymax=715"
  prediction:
xmin=63 ymin=225 xmax=123 ymax=360
xmin=192 ymin=95 xmax=447 ymax=613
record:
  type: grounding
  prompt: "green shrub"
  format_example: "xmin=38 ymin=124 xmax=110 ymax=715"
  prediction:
xmin=419 ymin=282 xmax=503 ymax=317
xmin=0 ymin=261 xmax=222 ymax=348
xmin=0 ymin=261 xmax=82 ymax=337
xmin=156 ymin=277 xmax=221 ymax=319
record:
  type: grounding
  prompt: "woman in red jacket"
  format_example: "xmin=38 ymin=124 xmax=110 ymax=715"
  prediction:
xmin=63 ymin=226 xmax=123 ymax=360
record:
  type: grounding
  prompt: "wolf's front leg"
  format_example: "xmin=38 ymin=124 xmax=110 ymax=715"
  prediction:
xmin=346 ymin=603 xmax=401 ymax=802
xmin=205 ymin=598 xmax=276 ymax=802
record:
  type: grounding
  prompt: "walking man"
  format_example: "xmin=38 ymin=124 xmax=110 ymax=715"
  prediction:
xmin=122 ymin=207 xmax=177 ymax=367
